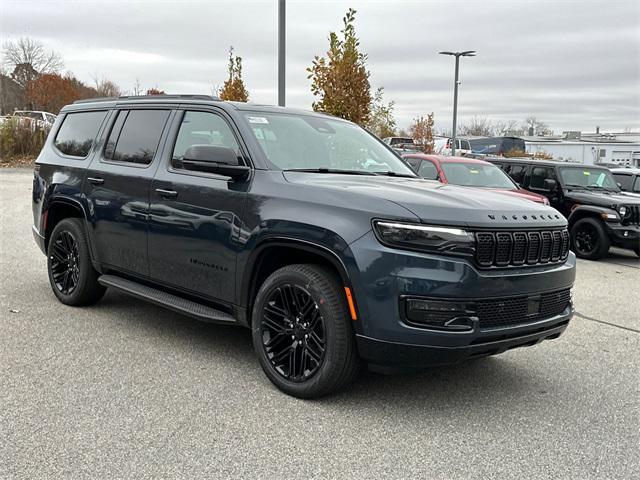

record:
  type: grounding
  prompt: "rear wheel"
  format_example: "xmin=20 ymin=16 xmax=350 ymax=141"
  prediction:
xmin=252 ymin=264 xmax=359 ymax=398
xmin=47 ymin=218 xmax=105 ymax=306
xmin=570 ymin=217 xmax=610 ymax=260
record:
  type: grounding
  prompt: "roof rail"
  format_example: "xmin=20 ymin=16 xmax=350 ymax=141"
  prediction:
xmin=74 ymin=94 xmax=220 ymax=104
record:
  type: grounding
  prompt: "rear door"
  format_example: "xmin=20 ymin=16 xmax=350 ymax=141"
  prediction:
xmin=148 ymin=108 xmax=249 ymax=304
xmin=83 ymin=107 xmax=173 ymax=276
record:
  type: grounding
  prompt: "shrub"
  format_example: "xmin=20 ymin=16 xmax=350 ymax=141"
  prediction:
xmin=503 ymin=148 xmax=529 ymax=158
xmin=0 ymin=118 xmax=48 ymax=162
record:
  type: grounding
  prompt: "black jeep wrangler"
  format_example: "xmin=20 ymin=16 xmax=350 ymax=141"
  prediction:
xmin=490 ymin=158 xmax=640 ymax=259
xmin=32 ymin=95 xmax=576 ymax=397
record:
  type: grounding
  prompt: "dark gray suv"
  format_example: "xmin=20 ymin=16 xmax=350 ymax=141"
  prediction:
xmin=32 ymin=95 xmax=576 ymax=397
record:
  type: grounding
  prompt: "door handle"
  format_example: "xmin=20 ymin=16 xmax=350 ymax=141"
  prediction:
xmin=87 ymin=177 xmax=104 ymax=185
xmin=155 ymin=188 xmax=178 ymax=198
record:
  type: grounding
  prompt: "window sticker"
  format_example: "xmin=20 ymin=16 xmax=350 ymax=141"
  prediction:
xmin=583 ymin=171 xmax=591 ymax=176
xmin=252 ymin=128 xmax=265 ymax=140
xmin=469 ymin=169 xmax=479 ymax=174
xmin=247 ymin=116 xmax=269 ymax=124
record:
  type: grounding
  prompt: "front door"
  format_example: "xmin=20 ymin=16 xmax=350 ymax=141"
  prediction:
xmin=148 ymin=109 xmax=249 ymax=303
xmin=83 ymin=108 xmax=172 ymax=276
xmin=527 ymin=165 xmax=563 ymax=212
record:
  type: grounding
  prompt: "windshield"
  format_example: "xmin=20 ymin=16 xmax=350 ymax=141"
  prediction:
xmin=441 ymin=162 xmax=516 ymax=189
xmin=243 ymin=112 xmax=415 ymax=176
xmin=559 ymin=167 xmax=620 ymax=191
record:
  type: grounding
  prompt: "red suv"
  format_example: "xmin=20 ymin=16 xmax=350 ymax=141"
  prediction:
xmin=403 ymin=154 xmax=549 ymax=204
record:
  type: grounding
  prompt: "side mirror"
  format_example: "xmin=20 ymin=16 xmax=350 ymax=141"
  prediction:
xmin=182 ymin=145 xmax=250 ymax=181
xmin=543 ymin=178 xmax=557 ymax=192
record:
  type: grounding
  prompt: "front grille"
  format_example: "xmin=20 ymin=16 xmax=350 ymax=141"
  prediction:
xmin=475 ymin=289 xmax=571 ymax=329
xmin=475 ymin=229 xmax=569 ymax=268
xmin=622 ymin=205 xmax=640 ymax=226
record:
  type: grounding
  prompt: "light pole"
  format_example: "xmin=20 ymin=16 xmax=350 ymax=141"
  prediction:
xmin=278 ymin=0 xmax=286 ymax=106
xmin=439 ymin=50 xmax=476 ymax=156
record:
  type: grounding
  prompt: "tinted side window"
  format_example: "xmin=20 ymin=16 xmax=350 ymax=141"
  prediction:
xmin=507 ymin=164 xmax=528 ymax=184
xmin=172 ymin=111 xmax=240 ymax=168
xmin=418 ymin=160 xmax=438 ymax=180
xmin=634 ymin=176 xmax=640 ymax=193
xmin=54 ymin=111 xmax=107 ymax=158
xmin=405 ymin=157 xmax=420 ymax=170
xmin=105 ymin=110 xmax=170 ymax=164
xmin=613 ymin=173 xmax=633 ymax=191
xmin=529 ymin=166 xmax=556 ymax=189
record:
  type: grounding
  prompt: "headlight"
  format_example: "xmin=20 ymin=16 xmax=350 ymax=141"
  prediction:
xmin=373 ymin=221 xmax=475 ymax=256
xmin=618 ymin=206 xmax=627 ymax=217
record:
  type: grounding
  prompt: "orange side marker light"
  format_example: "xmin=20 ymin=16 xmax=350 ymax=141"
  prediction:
xmin=344 ymin=287 xmax=358 ymax=321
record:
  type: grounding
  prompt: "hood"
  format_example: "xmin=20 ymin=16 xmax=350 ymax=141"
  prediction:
xmin=488 ymin=188 xmax=547 ymax=204
xmin=283 ymin=173 xmax=566 ymax=229
xmin=565 ymin=189 xmax=640 ymax=208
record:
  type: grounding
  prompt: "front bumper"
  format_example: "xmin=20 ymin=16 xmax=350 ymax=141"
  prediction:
xmin=357 ymin=305 xmax=573 ymax=369
xmin=346 ymin=230 xmax=576 ymax=368
xmin=604 ymin=222 xmax=640 ymax=250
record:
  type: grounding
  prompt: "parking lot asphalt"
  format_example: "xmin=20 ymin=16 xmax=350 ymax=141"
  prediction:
xmin=1 ymin=168 xmax=639 ymax=479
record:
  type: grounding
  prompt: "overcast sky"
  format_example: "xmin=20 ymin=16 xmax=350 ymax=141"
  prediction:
xmin=2 ymin=0 xmax=639 ymax=132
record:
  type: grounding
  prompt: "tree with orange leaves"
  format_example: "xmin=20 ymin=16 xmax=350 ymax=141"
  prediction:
xmin=25 ymin=74 xmax=80 ymax=113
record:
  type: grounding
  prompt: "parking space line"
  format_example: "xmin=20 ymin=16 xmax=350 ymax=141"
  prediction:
xmin=574 ymin=311 xmax=640 ymax=334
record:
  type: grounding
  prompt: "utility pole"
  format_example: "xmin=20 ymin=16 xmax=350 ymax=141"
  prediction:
xmin=278 ymin=0 xmax=286 ymax=106
xmin=439 ymin=50 xmax=476 ymax=156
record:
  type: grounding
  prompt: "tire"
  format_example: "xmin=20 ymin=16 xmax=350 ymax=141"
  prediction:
xmin=251 ymin=264 xmax=360 ymax=398
xmin=47 ymin=218 xmax=106 ymax=306
xmin=570 ymin=217 xmax=610 ymax=260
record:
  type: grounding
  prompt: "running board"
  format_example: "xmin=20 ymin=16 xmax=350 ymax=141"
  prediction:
xmin=98 ymin=275 xmax=236 ymax=324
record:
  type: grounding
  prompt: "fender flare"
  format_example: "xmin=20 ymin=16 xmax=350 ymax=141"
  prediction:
xmin=240 ymin=236 xmax=353 ymax=309
xmin=567 ymin=205 xmax=616 ymax=226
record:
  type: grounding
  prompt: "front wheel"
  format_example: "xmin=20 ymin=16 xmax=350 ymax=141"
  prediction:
xmin=251 ymin=264 xmax=359 ymax=398
xmin=47 ymin=218 xmax=106 ymax=306
xmin=570 ymin=217 xmax=610 ymax=260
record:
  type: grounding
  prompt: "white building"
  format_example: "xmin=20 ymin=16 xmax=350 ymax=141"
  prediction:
xmin=522 ymin=131 xmax=640 ymax=167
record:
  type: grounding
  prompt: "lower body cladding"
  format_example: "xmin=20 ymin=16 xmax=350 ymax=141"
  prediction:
xmin=347 ymin=230 xmax=576 ymax=370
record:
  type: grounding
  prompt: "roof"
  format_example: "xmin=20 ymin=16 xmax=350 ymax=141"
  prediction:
xmin=610 ymin=167 xmax=640 ymax=174
xmin=66 ymin=94 xmax=340 ymax=120
xmin=486 ymin=157 xmax=609 ymax=169
xmin=402 ymin=154 xmax=491 ymax=165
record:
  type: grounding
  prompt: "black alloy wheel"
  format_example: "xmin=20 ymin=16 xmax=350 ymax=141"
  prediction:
xmin=260 ymin=284 xmax=326 ymax=382
xmin=574 ymin=223 xmax=598 ymax=255
xmin=252 ymin=264 xmax=359 ymax=398
xmin=47 ymin=218 xmax=106 ymax=306
xmin=50 ymin=230 xmax=80 ymax=295
xmin=570 ymin=217 xmax=610 ymax=260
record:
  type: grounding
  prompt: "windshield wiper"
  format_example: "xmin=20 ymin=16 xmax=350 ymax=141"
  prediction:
xmin=564 ymin=183 xmax=587 ymax=190
xmin=584 ymin=185 xmax=620 ymax=193
xmin=372 ymin=171 xmax=417 ymax=178
xmin=284 ymin=168 xmax=375 ymax=176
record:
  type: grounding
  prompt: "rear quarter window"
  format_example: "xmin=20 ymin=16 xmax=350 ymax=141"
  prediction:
xmin=54 ymin=111 xmax=107 ymax=158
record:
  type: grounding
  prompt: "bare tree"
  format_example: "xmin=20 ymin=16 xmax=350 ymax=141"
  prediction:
xmin=459 ymin=116 xmax=493 ymax=136
xmin=523 ymin=116 xmax=551 ymax=136
xmin=132 ymin=78 xmax=143 ymax=96
xmin=493 ymin=119 xmax=521 ymax=136
xmin=2 ymin=38 xmax=63 ymax=87
xmin=91 ymin=74 xmax=121 ymax=97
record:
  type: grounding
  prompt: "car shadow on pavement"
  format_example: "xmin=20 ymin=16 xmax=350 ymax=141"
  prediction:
xmin=95 ymin=290 xmax=558 ymax=406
